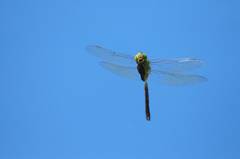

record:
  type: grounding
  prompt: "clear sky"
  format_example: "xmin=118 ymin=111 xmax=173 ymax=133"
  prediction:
xmin=0 ymin=0 xmax=240 ymax=159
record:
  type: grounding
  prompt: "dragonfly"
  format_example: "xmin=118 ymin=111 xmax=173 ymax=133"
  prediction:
xmin=86 ymin=45 xmax=207 ymax=121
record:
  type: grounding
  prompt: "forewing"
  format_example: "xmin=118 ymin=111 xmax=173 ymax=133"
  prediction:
xmin=150 ymin=57 xmax=204 ymax=73
xmin=100 ymin=62 xmax=139 ymax=80
xmin=86 ymin=45 xmax=135 ymax=65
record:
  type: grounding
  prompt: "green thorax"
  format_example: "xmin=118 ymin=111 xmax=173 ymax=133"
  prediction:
xmin=134 ymin=52 xmax=151 ymax=81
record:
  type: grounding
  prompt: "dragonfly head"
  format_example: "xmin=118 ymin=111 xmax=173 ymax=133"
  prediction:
xmin=134 ymin=52 xmax=147 ymax=64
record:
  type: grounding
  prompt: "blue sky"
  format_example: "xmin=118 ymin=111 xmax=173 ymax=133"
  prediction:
xmin=0 ymin=0 xmax=240 ymax=158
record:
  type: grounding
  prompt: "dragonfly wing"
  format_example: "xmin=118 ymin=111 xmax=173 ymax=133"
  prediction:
xmin=150 ymin=57 xmax=204 ymax=73
xmin=86 ymin=45 xmax=135 ymax=65
xmin=100 ymin=62 xmax=140 ymax=80
xmin=150 ymin=70 xmax=207 ymax=86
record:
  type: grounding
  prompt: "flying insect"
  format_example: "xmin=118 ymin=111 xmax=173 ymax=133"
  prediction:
xmin=86 ymin=45 xmax=207 ymax=121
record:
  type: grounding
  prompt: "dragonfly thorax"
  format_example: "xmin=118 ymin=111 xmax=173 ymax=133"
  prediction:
xmin=134 ymin=52 xmax=151 ymax=82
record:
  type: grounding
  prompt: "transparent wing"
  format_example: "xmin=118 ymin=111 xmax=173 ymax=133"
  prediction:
xmin=150 ymin=57 xmax=204 ymax=73
xmin=100 ymin=62 xmax=139 ymax=80
xmin=86 ymin=45 xmax=135 ymax=65
xmin=150 ymin=70 xmax=207 ymax=86
xmin=100 ymin=62 xmax=207 ymax=85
